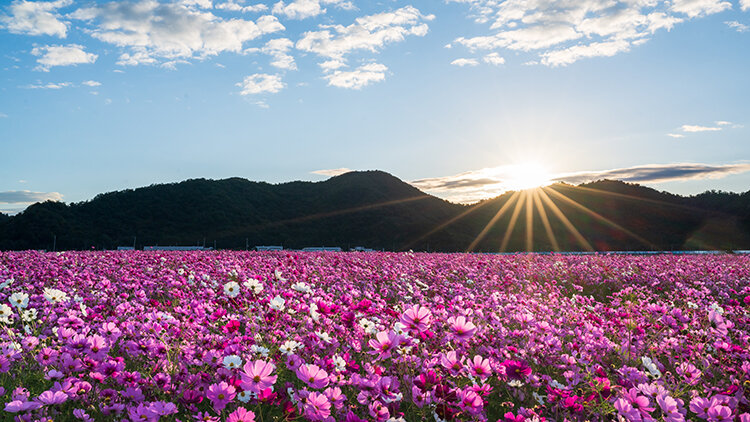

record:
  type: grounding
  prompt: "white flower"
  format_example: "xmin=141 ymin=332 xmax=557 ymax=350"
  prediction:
xmin=223 ymin=281 xmax=240 ymax=298
xmin=508 ymin=380 xmax=525 ymax=387
xmin=187 ymin=274 xmax=195 ymax=284
xmin=291 ymin=282 xmax=311 ymax=293
xmin=250 ymin=344 xmax=270 ymax=357
xmin=641 ymin=356 xmax=662 ymax=379
xmin=223 ymin=355 xmax=243 ymax=370
xmin=0 ymin=304 xmax=13 ymax=324
xmin=269 ymin=295 xmax=285 ymax=311
xmin=393 ymin=321 xmax=408 ymax=336
xmin=710 ymin=303 xmax=725 ymax=315
xmin=533 ymin=392 xmax=546 ymax=405
xmin=279 ymin=340 xmax=301 ymax=355
xmin=177 ymin=268 xmax=185 ymax=275
xmin=9 ymin=292 xmax=29 ymax=309
xmin=237 ymin=390 xmax=253 ymax=403
xmin=687 ymin=301 xmax=698 ymax=309
xmin=315 ymin=330 xmax=332 ymax=343
xmin=333 ymin=354 xmax=347 ymax=372
xmin=243 ymin=278 xmax=263 ymax=294
xmin=22 ymin=309 xmax=37 ymax=323
xmin=310 ymin=302 xmax=320 ymax=322
xmin=43 ymin=288 xmax=69 ymax=304
xmin=0 ymin=278 xmax=13 ymax=289
xmin=359 ymin=318 xmax=377 ymax=334
xmin=274 ymin=269 xmax=285 ymax=281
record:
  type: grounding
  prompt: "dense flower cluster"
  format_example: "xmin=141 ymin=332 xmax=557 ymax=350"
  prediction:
xmin=0 ymin=250 xmax=749 ymax=421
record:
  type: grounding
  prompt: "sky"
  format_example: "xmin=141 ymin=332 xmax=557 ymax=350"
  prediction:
xmin=0 ymin=0 xmax=749 ymax=211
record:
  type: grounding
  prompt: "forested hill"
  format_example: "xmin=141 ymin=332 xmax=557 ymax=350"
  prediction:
xmin=1 ymin=171 xmax=749 ymax=252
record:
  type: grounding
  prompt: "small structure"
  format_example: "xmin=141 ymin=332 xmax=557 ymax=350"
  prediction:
xmin=117 ymin=246 xmax=135 ymax=251
xmin=350 ymin=246 xmax=374 ymax=252
xmin=255 ymin=245 xmax=284 ymax=251
xmin=302 ymin=247 xmax=342 ymax=252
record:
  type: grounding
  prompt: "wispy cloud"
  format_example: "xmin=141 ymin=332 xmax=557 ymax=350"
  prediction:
xmin=236 ymin=73 xmax=285 ymax=95
xmin=0 ymin=190 xmax=63 ymax=204
xmin=681 ymin=124 xmax=722 ymax=132
xmin=411 ymin=163 xmax=750 ymax=203
xmin=725 ymin=21 xmax=749 ymax=32
xmin=325 ymin=63 xmax=387 ymax=89
xmin=449 ymin=0 xmax=727 ymax=67
xmin=31 ymin=44 xmax=97 ymax=71
xmin=311 ymin=168 xmax=352 ymax=177
xmin=667 ymin=133 xmax=685 ymax=138
xmin=451 ymin=58 xmax=479 ymax=67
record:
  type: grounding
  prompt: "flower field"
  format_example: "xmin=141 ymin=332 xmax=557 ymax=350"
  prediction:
xmin=0 ymin=251 xmax=749 ymax=422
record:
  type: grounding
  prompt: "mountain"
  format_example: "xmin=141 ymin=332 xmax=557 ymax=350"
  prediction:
xmin=1 ymin=171 xmax=749 ymax=252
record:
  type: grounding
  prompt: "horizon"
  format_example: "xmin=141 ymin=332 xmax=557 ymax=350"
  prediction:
xmin=2 ymin=169 xmax=749 ymax=216
xmin=1 ymin=0 xmax=749 ymax=213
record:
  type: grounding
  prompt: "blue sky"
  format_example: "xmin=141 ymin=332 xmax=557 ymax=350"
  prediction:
xmin=1 ymin=0 xmax=749 ymax=211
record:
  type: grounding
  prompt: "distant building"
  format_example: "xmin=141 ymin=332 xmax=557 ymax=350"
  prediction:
xmin=255 ymin=246 xmax=284 ymax=251
xmin=117 ymin=246 xmax=135 ymax=251
xmin=302 ymin=247 xmax=342 ymax=252
xmin=350 ymin=246 xmax=374 ymax=252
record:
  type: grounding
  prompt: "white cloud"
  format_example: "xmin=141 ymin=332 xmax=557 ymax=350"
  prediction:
xmin=716 ymin=120 xmax=732 ymax=125
xmin=681 ymin=124 xmax=722 ymax=132
xmin=31 ymin=44 xmax=97 ymax=71
xmin=71 ymin=1 xmax=284 ymax=66
xmin=1 ymin=0 xmax=71 ymax=38
xmin=483 ymin=52 xmax=505 ymax=65
xmin=272 ymin=0 xmax=354 ymax=20
xmin=451 ymin=58 xmax=479 ymax=66
xmin=667 ymin=133 xmax=685 ymax=138
xmin=319 ymin=59 xmax=346 ymax=71
xmin=296 ymin=6 xmax=433 ymax=61
xmin=236 ymin=73 xmax=285 ymax=95
xmin=261 ymin=38 xmax=297 ymax=70
xmin=324 ymin=63 xmax=387 ymax=89
xmin=725 ymin=21 xmax=749 ymax=32
xmin=742 ymin=0 xmax=750 ymax=11
xmin=450 ymin=0 xmax=730 ymax=66
xmin=541 ymin=39 xmax=631 ymax=67
xmin=22 ymin=81 xmax=73 ymax=89
xmin=671 ymin=0 xmax=732 ymax=17
xmin=81 ymin=80 xmax=101 ymax=86
xmin=311 ymin=167 xmax=352 ymax=176
xmin=215 ymin=1 xmax=268 ymax=13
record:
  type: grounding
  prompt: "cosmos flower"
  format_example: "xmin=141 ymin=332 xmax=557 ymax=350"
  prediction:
xmin=223 ymin=281 xmax=240 ymax=298
xmin=206 ymin=381 xmax=236 ymax=411
xmin=296 ymin=364 xmax=330 ymax=389
xmin=240 ymin=360 xmax=277 ymax=394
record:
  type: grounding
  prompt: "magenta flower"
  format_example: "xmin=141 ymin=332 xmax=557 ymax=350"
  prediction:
xmin=296 ymin=364 xmax=330 ymax=389
xmin=707 ymin=404 xmax=733 ymax=422
xmin=227 ymin=407 xmax=256 ymax=422
xmin=303 ymin=391 xmax=332 ymax=421
xmin=37 ymin=390 xmax=68 ymax=405
xmin=468 ymin=355 xmax=492 ymax=379
xmin=501 ymin=360 xmax=532 ymax=381
xmin=368 ymin=330 xmax=401 ymax=359
xmin=447 ymin=316 xmax=477 ymax=341
xmin=206 ymin=381 xmax=236 ymax=411
xmin=440 ymin=350 xmax=464 ymax=376
xmin=400 ymin=305 xmax=432 ymax=332
xmin=240 ymin=360 xmax=277 ymax=394
xmin=456 ymin=388 xmax=483 ymax=415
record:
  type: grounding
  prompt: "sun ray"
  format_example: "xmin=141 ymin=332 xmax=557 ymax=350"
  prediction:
xmin=532 ymin=190 xmax=559 ymax=251
xmin=466 ymin=191 xmax=521 ymax=252
xmin=537 ymin=188 xmax=594 ymax=251
xmin=500 ymin=190 xmax=526 ymax=252
xmin=525 ymin=190 xmax=534 ymax=252
xmin=403 ymin=199 xmax=494 ymax=250
xmin=554 ymin=184 xmax=703 ymax=213
xmin=544 ymin=187 xmax=656 ymax=249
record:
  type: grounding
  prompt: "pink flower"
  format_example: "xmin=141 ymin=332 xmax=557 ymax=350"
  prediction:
xmin=468 ymin=355 xmax=492 ymax=379
xmin=240 ymin=360 xmax=277 ymax=394
xmin=368 ymin=331 xmax=401 ymax=359
xmin=500 ymin=360 xmax=532 ymax=381
xmin=456 ymin=388 xmax=483 ymax=415
xmin=206 ymin=381 xmax=235 ymax=411
xmin=227 ymin=407 xmax=256 ymax=422
xmin=440 ymin=351 xmax=464 ymax=376
xmin=447 ymin=316 xmax=477 ymax=341
xmin=303 ymin=392 xmax=331 ymax=421
xmin=400 ymin=305 xmax=432 ymax=332
xmin=37 ymin=390 xmax=68 ymax=405
xmin=707 ymin=404 xmax=733 ymax=422
xmin=296 ymin=364 xmax=330 ymax=389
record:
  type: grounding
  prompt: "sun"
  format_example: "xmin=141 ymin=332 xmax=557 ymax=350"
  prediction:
xmin=503 ymin=162 xmax=553 ymax=191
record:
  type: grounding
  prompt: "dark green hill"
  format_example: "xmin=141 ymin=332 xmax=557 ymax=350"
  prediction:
xmin=1 ymin=172 xmax=749 ymax=252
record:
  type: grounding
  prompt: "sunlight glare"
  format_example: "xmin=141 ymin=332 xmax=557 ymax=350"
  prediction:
xmin=503 ymin=162 xmax=553 ymax=191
